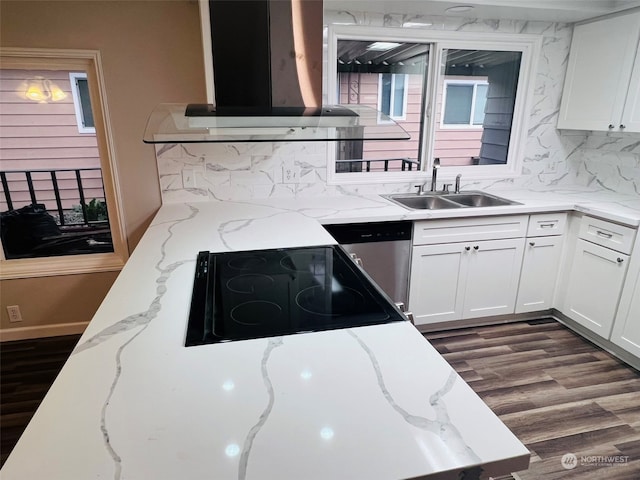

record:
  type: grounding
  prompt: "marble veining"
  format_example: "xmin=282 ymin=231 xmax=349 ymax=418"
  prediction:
xmin=239 ymin=337 xmax=284 ymax=480
xmin=71 ymin=204 xmax=200 ymax=480
xmin=347 ymin=330 xmax=481 ymax=465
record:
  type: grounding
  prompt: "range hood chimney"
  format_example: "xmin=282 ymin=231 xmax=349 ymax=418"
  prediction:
xmin=143 ymin=0 xmax=410 ymax=144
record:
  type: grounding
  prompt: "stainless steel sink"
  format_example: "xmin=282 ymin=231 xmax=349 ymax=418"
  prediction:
xmin=385 ymin=194 xmax=461 ymax=210
xmin=383 ymin=191 xmax=521 ymax=210
xmin=445 ymin=192 xmax=520 ymax=208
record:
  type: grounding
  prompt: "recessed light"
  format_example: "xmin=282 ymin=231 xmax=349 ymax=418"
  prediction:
xmin=402 ymin=21 xmax=433 ymax=28
xmin=367 ymin=42 xmax=402 ymax=51
xmin=445 ymin=5 xmax=475 ymax=13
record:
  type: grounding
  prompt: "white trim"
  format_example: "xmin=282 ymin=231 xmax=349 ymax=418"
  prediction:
xmin=68 ymin=72 xmax=95 ymax=134
xmin=325 ymin=25 xmax=541 ymax=183
xmin=0 ymin=321 xmax=88 ymax=342
xmin=0 ymin=48 xmax=129 ymax=280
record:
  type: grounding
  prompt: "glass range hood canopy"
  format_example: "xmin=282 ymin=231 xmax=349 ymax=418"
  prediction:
xmin=142 ymin=103 xmax=411 ymax=144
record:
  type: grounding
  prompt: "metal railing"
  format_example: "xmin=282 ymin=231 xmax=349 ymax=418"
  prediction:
xmin=0 ymin=168 xmax=106 ymax=227
xmin=336 ymin=158 xmax=421 ymax=173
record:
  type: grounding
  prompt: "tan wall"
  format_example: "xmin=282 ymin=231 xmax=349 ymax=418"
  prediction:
xmin=0 ymin=0 xmax=206 ymax=334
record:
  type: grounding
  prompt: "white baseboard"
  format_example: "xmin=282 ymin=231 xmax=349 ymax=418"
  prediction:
xmin=0 ymin=322 xmax=88 ymax=342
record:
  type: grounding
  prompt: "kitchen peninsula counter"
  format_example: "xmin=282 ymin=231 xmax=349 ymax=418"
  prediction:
xmin=3 ymin=187 xmax=640 ymax=480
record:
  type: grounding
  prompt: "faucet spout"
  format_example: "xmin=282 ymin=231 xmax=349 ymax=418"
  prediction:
xmin=455 ymin=173 xmax=462 ymax=194
xmin=430 ymin=158 xmax=440 ymax=192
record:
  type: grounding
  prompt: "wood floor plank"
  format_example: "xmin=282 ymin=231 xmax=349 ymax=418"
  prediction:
xmin=0 ymin=334 xmax=81 ymax=466
xmin=424 ymin=320 xmax=640 ymax=479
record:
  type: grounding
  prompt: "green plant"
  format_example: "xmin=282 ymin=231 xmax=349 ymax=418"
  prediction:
xmin=83 ymin=199 xmax=108 ymax=222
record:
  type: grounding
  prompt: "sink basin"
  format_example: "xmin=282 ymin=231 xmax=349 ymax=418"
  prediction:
xmin=445 ymin=193 xmax=520 ymax=208
xmin=386 ymin=194 xmax=461 ymax=210
xmin=383 ymin=191 xmax=521 ymax=210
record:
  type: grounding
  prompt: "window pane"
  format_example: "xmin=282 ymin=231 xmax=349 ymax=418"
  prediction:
xmin=336 ymin=39 xmax=428 ymax=174
xmin=0 ymin=68 xmax=113 ymax=259
xmin=434 ymin=49 xmax=521 ymax=166
xmin=380 ymin=73 xmax=392 ymax=116
xmin=473 ymin=84 xmax=488 ymax=125
xmin=444 ymin=84 xmax=473 ymax=124
xmin=77 ymin=78 xmax=95 ymax=128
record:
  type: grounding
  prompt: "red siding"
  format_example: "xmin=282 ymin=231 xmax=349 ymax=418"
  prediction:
xmin=0 ymin=69 xmax=102 ymax=213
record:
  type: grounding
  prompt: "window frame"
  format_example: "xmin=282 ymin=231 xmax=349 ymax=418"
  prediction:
xmin=440 ymin=79 xmax=489 ymax=129
xmin=378 ymin=73 xmax=409 ymax=122
xmin=0 ymin=48 xmax=128 ymax=280
xmin=69 ymin=72 xmax=96 ymax=134
xmin=326 ymin=25 xmax=541 ymax=185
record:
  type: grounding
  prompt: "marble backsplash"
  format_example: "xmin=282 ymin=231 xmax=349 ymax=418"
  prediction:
xmin=156 ymin=10 xmax=640 ymax=203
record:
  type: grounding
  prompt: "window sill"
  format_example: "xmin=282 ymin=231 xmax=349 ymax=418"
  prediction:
xmin=0 ymin=252 xmax=127 ymax=280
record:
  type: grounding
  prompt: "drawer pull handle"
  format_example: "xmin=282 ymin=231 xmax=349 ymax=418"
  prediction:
xmin=608 ymin=124 xmax=615 ymax=129
xmin=540 ymin=223 xmax=555 ymax=228
xmin=596 ymin=230 xmax=613 ymax=239
xmin=473 ymin=245 xmax=479 ymax=250
xmin=529 ymin=241 xmax=536 ymax=247
xmin=617 ymin=258 xmax=624 ymax=263
xmin=465 ymin=246 xmax=471 ymax=251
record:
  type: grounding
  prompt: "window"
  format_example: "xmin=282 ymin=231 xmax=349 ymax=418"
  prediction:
xmin=442 ymin=80 xmax=488 ymax=127
xmin=332 ymin=37 xmax=429 ymax=176
xmin=69 ymin=72 xmax=95 ymax=133
xmin=327 ymin=26 xmax=540 ymax=183
xmin=0 ymin=49 xmax=128 ymax=279
xmin=379 ymin=73 xmax=408 ymax=120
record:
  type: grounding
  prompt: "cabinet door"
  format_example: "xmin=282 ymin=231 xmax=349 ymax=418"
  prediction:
xmin=516 ymin=236 xmax=563 ymax=314
xmin=463 ymin=238 xmax=525 ymax=319
xmin=409 ymin=243 xmax=467 ymax=325
xmin=557 ymin=12 xmax=640 ymax=131
xmin=563 ymin=239 xmax=629 ymax=337
xmin=611 ymin=255 xmax=640 ymax=357
xmin=621 ymin=41 xmax=640 ymax=133
xmin=462 ymin=238 xmax=525 ymax=318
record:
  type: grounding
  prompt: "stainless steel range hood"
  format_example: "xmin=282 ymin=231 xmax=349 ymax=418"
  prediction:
xmin=143 ymin=0 xmax=410 ymax=144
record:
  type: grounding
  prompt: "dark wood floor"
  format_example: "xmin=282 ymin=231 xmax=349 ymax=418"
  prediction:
xmin=425 ymin=319 xmax=640 ymax=479
xmin=1 ymin=322 xmax=639 ymax=479
xmin=1 ymin=334 xmax=81 ymax=466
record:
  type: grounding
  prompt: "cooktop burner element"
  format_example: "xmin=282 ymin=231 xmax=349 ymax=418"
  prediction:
xmin=185 ymin=245 xmax=405 ymax=346
xmin=296 ymin=285 xmax=366 ymax=316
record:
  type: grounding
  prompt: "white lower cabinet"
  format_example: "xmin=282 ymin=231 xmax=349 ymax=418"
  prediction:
xmin=409 ymin=238 xmax=525 ymax=325
xmin=515 ymin=236 xmax=564 ymax=313
xmin=611 ymin=238 xmax=640 ymax=358
xmin=563 ymin=239 xmax=629 ymax=338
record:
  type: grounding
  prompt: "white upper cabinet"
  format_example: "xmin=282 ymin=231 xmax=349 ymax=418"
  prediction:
xmin=558 ymin=10 xmax=640 ymax=132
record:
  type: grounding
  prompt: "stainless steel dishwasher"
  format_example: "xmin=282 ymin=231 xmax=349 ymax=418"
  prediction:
xmin=323 ymin=221 xmax=412 ymax=306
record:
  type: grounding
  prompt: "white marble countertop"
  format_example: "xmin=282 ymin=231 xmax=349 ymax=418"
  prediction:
xmin=4 ymin=187 xmax=640 ymax=480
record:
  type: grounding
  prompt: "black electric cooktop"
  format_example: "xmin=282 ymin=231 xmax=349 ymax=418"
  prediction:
xmin=185 ymin=245 xmax=405 ymax=346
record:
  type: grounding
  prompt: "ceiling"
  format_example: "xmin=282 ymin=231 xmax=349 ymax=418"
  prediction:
xmin=323 ymin=0 xmax=640 ymax=23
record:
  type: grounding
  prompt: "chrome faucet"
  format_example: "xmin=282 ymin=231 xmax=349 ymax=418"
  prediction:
xmin=430 ymin=158 xmax=440 ymax=192
xmin=455 ymin=173 xmax=462 ymax=194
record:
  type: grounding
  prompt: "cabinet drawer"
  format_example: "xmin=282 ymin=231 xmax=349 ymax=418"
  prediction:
xmin=413 ymin=215 xmax=528 ymax=245
xmin=527 ymin=213 xmax=567 ymax=237
xmin=578 ymin=216 xmax=637 ymax=254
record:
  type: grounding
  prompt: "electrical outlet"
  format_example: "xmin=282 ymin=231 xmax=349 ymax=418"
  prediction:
xmin=282 ymin=158 xmax=300 ymax=184
xmin=7 ymin=305 xmax=22 ymax=323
